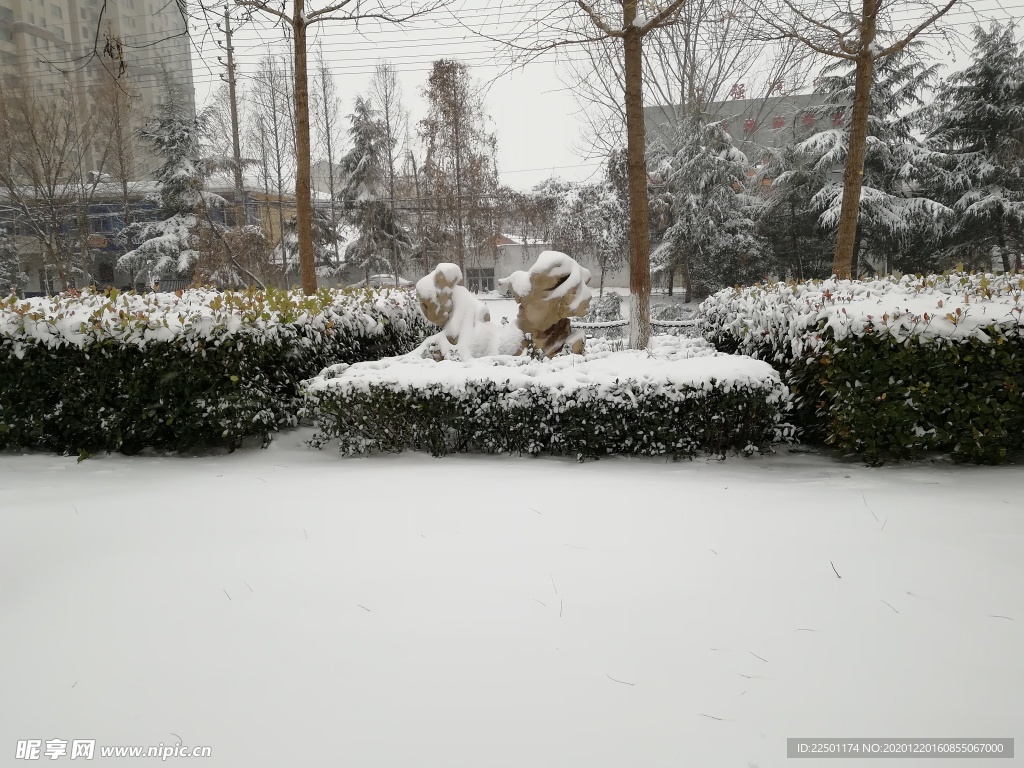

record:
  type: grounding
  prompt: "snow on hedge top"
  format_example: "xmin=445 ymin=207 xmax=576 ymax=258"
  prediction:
xmin=0 ymin=287 xmax=424 ymax=355
xmin=699 ymin=272 xmax=1024 ymax=362
xmin=306 ymin=336 xmax=787 ymax=403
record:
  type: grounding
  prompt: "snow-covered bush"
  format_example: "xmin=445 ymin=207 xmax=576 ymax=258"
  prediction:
xmin=699 ymin=272 xmax=1024 ymax=463
xmin=305 ymin=343 xmax=794 ymax=460
xmin=0 ymin=287 xmax=429 ymax=454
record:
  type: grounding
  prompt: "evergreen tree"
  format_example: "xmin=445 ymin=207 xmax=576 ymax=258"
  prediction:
xmin=551 ymin=182 xmax=628 ymax=296
xmin=0 ymin=228 xmax=27 ymax=297
xmin=119 ymin=81 xmax=226 ymax=285
xmin=756 ymin=144 xmax=835 ymax=280
xmin=927 ymin=22 xmax=1024 ymax=272
xmin=650 ymin=118 xmax=770 ymax=301
xmin=801 ymin=48 xmax=950 ymax=275
xmin=274 ymin=207 xmax=342 ymax=280
xmin=338 ymin=96 xmax=412 ymax=284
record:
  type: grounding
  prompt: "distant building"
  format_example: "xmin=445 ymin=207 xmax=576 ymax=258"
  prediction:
xmin=0 ymin=0 xmax=195 ymax=176
xmin=644 ymin=92 xmax=850 ymax=161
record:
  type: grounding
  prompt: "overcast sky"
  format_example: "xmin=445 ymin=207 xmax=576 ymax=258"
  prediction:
xmin=186 ymin=0 xmax=1023 ymax=192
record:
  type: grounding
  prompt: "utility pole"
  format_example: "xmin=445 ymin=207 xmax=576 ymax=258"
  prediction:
xmin=223 ymin=6 xmax=245 ymax=223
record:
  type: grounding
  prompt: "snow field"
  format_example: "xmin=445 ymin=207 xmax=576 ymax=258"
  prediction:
xmin=2 ymin=434 xmax=1022 ymax=767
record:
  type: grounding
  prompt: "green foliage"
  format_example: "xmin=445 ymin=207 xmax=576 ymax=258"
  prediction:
xmin=699 ymin=273 xmax=1024 ymax=464
xmin=926 ymin=22 xmax=1024 ymax=272
xmin=792 ymin=333 xmax=1024 ymax=465
xmin=308 ymin=376 xmax=791 ymax=461
xmin=0 ymin=287 xmax=429 ymax=454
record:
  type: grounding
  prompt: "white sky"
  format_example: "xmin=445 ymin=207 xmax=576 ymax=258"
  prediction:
xmin=185 ymin=0 xmax=1024 ymax=192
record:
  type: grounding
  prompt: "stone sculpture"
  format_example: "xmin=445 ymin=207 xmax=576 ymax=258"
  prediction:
xmin=413 ymin=251 xmax=593 ymax=360
xmin=502 ymin=251 xmax=592 ymax=357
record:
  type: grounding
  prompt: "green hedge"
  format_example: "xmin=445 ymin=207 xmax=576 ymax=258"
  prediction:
xmin=305 ymin=354 xmax=794 ymax=460
xmin=0 ymin=287 xmax=429 ymax=454
xmin=795 ymin=334 xmax=1024 ymax=464
xmin=699 ymin=273 xmax=1024 ymax=463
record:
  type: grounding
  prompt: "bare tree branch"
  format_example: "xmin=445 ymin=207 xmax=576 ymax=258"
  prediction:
xmin=876 ymin=0 xmax=958 ymax=57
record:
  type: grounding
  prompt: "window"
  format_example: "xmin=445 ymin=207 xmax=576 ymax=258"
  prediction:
xmin=743 ymin=118 xmax=757 ymax=134
xmin=772 ymin=116 xmax=785 ymax=130
xmin=1 ymin=51 xmax=17 ymax=66
xmin=802 ymin=113 xmax=815 ymax=127
xmin=832 ymin=109 xmax=845 ymax=126
xmin=466 ymin=268 xmax=495 ymax=293
xmin=97 ymin=261 xmax=115 ymax=284
xmin=50 ymin=4 xmax=61 ymax=18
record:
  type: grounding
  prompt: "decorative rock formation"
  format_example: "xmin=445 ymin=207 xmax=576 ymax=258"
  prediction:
xmin=413 ymin=251 xmax=593 ymax=360
xmin=414 ymin=264 xmax=521 ymax=359
xmin=502 ymin=251 xmax=593 ymax=357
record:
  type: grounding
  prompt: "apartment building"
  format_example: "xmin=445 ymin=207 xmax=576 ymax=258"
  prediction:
xmin=0 ymin=0 xmax=194 ymax=175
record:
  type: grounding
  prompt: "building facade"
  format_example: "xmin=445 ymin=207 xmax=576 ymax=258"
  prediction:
xmin=0 ymin=0 xmax=195 ymax=175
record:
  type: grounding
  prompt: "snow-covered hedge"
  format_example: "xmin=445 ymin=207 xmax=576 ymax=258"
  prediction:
xmin=0 ymin=287 xmax=430 ymax=454
xmin=305 ymin=339 xmax=794 ymax=460
xmin=699 ymin=273 xmax=1024 ymax=463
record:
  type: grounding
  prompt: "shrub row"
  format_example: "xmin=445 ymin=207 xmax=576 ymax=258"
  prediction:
xmin=0 ymin=287 xmax=430 ymax=454
xmin=304 ymin=351 xmax=794 ymax=460
xmin=698 ymin=272 xmax=1024 ymax=463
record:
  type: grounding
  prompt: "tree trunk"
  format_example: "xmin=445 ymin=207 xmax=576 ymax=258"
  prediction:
xmin=324 ymin=94 xmax=341 ymax=275
xmin=410 ymin=152 xmax=427 ymax=274
xmin=852 ymin=223 xmax=862 ymax=280
xmin=667 ymin=265 xmax=674 ymax=296
xmin=790 ymin=202 xmax=801 ymax=279
xmin=623 ymin=2 xmax=652 ymax=349
xmin=996 ymin=213 xmax=1010 ymax=273
xmin=832 ymin=0 xmax=877 ymax=280
xmin=292 ymin=4 xmax=318 ymax=295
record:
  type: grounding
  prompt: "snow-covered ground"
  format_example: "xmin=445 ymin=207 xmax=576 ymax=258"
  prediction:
xmin=2 ymin=433 xmax=1022 ymax=767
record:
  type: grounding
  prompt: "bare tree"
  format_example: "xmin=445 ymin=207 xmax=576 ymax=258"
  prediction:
xmin=370 ymin=61 xmax=409 ymax=284
xmin=311 ymin=50 xmax=345 ymax=275
xmin=229 ymin=0 xmax=449 ymax=295
xmin=246 ymin=54 xmax=296 ymax=283
xmin=93 ymin=59 xmax=145 ymax=243
xmin=0 ymin=80 xmax=104 ymax=291
xmin=487 ymin=0 xmax=691 ymax=348
xmin=745 ymin=0 xmax=959 ymax=278
xmin=564 ymin=0 xmax=815 ymax=157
